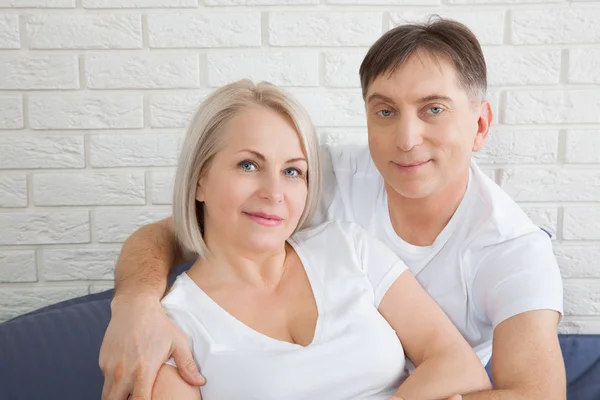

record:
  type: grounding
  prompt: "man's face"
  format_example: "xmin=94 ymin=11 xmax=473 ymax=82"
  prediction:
xmin=365 ymin=51 xmax=492 ymax=200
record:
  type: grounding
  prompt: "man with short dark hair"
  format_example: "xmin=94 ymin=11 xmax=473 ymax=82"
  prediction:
xmin=100 ymin=19 xmax=566 ymax=400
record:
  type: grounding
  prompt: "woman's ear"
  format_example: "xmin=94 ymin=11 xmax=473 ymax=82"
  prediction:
xmin=195 ymin=178 xmax=205 ymax=202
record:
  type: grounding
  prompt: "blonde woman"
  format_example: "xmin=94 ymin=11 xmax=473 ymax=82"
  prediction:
xmin=151 ymin=80 xmax=491 ymax=400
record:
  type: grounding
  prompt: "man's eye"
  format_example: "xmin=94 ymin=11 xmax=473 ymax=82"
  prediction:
xmin=427 ymin=107 xmax=443 ymax=115
xmin=376 ymin=109 xmax=394 ymax=118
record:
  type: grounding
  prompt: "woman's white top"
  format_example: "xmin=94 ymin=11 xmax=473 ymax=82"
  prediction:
xmin=162 ymin=221 xmax=409 ymax=400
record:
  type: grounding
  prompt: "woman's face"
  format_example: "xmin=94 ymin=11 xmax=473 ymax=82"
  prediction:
xmin=197 ymin=105 xmax=308 ymax=254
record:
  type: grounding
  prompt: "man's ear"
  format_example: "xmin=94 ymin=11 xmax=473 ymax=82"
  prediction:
xmin=472 ymin=101 xmax=493 ymax=153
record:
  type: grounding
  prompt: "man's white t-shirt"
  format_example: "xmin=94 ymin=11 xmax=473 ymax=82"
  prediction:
xmin=162 ymin=221 xmax=409 ymax=400
xmin=316 ymin=140 xmax=564 ymax=365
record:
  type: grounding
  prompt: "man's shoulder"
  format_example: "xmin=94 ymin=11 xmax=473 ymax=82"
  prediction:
xmin=460 ymin=162 xmax=544 ymax=251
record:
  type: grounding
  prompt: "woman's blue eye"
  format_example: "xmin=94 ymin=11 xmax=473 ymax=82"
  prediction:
xmin=284 ymin=168 xmax=301 ymax=178
xmin=376 ymin=109 xmax=394 ymax=118
xmin=239 ymin=161 xmax=257 ymax=171
xmin=428 ymin=107 xmax=443 ymax=115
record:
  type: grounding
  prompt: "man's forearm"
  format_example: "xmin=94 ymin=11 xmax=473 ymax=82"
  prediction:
xmin=461 ymin=386 xmax=561 ymax=400
xmin=113 ymin=217 xmax=183 ymax=299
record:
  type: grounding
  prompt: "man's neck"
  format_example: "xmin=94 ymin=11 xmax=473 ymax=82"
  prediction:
xmin=386 ymin=170 xmax=470 ymax=247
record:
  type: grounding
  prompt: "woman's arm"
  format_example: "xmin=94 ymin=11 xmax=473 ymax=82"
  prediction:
xmin=379 ymin=271 xmax=492 ymax=399
xmin=153 ymin=364 xmax=203 ymax=400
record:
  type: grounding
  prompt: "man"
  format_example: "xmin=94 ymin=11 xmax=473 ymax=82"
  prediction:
xmin=100 ymin=18 xmax=565 ymax=400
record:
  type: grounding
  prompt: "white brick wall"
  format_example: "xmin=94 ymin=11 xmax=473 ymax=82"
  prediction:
xmin=0 ymin=1 xmax=598 ymax=334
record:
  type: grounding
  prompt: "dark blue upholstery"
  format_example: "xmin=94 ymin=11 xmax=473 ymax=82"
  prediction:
xmin=0 ymin=260 xmax=598 ymax=399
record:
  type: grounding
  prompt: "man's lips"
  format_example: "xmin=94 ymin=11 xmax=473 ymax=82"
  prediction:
xmin=243 ymin=211 xmax=284 ymax=227
xmin=393 ymin=160 xmax=432 ymax=169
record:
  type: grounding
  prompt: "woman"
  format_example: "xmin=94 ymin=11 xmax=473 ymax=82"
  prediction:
xmin=152 ymin=80 xmax=491 ymax=399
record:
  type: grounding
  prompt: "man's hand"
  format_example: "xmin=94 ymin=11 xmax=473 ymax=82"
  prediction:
xmin=99 ymin=295 xmax=205 ymax=400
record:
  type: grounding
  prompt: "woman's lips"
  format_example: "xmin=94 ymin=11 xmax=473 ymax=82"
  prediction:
xmin=243 ymin=212 xmax=284 ymax=227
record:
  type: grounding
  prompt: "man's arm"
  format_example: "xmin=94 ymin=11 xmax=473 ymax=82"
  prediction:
xmin=100 ymin=217 xmax=204 ymax=400
xmin=458 ymin=310 xmax=565 ymax=400
xmin=113 ymin=217 xmax=187 ymax=298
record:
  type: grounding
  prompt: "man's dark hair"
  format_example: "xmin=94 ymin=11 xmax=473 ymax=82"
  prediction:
xmin=359 ymin=17 xmax=487 ymax=102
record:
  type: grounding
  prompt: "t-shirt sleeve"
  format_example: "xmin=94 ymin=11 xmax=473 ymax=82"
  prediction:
xmin=345 ymin=222 xmax=409 ymax=307
xmin=472 ymin=231 xmax=564 ymax=328
xmin=161 ymin=301 xmax=205 ymax=369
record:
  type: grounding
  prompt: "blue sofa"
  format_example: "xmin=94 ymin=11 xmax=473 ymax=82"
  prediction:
xmin=1 ymin=262 xmax=599 ymax=400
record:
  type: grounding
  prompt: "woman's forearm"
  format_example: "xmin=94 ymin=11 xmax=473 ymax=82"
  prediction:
xmin=113 ymin=217 xmax=186 ymax=300
xmin=393 ymin=346 xmax=491 ymax=400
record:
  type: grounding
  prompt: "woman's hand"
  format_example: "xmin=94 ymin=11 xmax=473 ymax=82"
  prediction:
xmin=99 ymin=294 xmax=205 ymax=400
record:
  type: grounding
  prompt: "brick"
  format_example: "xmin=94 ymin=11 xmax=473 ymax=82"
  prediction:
xmin=0 ymin=55 xmax=79 ymax=90
xmin=0 ymin=96 xmax=23 ymax=129
xmin=292 ymin=91 xmax=365 ymax=127
xmin=0 ymin=135 xmax=84 ymax=169
xmin=0 ymin=15 xmax=20 ymax=49
xmin=0 ymin=287 xmax=88 ymax=323
xmin=0 ymin=211 xmax=90 ymax=245
xmin=323 ymin=52 xmax=365 ymax=88
xmin=43 ymin=248 xmax=119 ymax=281
xmin=563 ymin=208 xmax=600 ymax=240
xmin=564 ymin=281 xmax=600 ymax=316
xmin=90 ymin=284 xmax=114 ymax=294
xmin=559 ymin=318 xmax=600 ymax=335
xmin=473 ymin=130 xmax=558 ymax=164
xmin=566 ymin=130 xmax=600 ymax=163
xmin=95 ymin=208 xmax=171 ymax=243
xmin=0 ymin=0 xmax=74 ymax=6
xmin=554 ymin=246 xmax=600 ymax=278
xmin=150 ymin=94 xmax=207 ymax=128
xmin=207 ymin=0 xmax=318 ymax=4
xmin=150 ymin=170 xmax=176 ymax=204
xmin=504 ymin=90 xmax=600 ymax=124
xmin=569 ymin=48 xmax=600 ymax=83
xmin=390 ymin=10 xmax=504 ymax=46
xmin=90 ymin=134 xmax=180 ymax=167
xmin=27 ymin=14 xmax=142 ymax=49
xmin=83 ymin=0 xmax=197 ymax=7
xmin=0 ymin=174 xmax=27 ymax=207
xmin=269 ymin=12 xmax=381 ymax=47
xmin=29 ymin=95 xmax=143 ymax=130
xmin=520 ymin=207 xmax=558 ymax=236
xmin=148 ymin=13 xmax=261 ymax=48
xmin=512 ymin=8 xmax=600 ymax=45
xmin=500 ymin=169 xmax=600 ymax=202
xmin=33 ymin=172 xmax=145 ymax=206
xmin=0 ymin=251 xmax=37 ymax=283
xmin=207 ymin=52 xmax=319 ymax=87
xmin=484 ymin=48 xmax=561 ymax=86
xmin=85 ymin=54 xmax=200 ymax=89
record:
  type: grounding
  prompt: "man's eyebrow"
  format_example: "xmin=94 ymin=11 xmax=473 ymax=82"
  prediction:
xmin=417 ymin=95 xmax=454 ymax=104
xmin=366 ymin=93 xmax=396 ymax=105
xmin=238 ymin=149 xmax=307 ymax=164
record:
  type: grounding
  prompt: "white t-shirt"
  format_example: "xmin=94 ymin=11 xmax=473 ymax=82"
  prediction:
xmin=315 ymin=139 xmax=564 ymax=365
xmin=162 ymin=221 xmax=409 ymax=400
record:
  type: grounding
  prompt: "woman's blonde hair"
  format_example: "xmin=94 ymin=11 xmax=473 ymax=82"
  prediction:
xmin=172 ymin=79 xmax=321 ymax=258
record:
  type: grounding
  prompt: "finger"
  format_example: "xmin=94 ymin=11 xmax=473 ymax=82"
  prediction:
xmin=172 ymin=345 xmax=205 ymax=386
xmin=130 ymin=365 xmax=159 ymax=400
xmin=101 ymin=377 xmax=113 ymax=400
xmin=448 ymin=395 xmax=463 ymax=400
xmin=107 ymin=371 xmax=134 ymax=400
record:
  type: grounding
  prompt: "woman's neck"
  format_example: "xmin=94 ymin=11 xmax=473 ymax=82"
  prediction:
xmin=194 ymin=228 xmax=290 ymax=291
